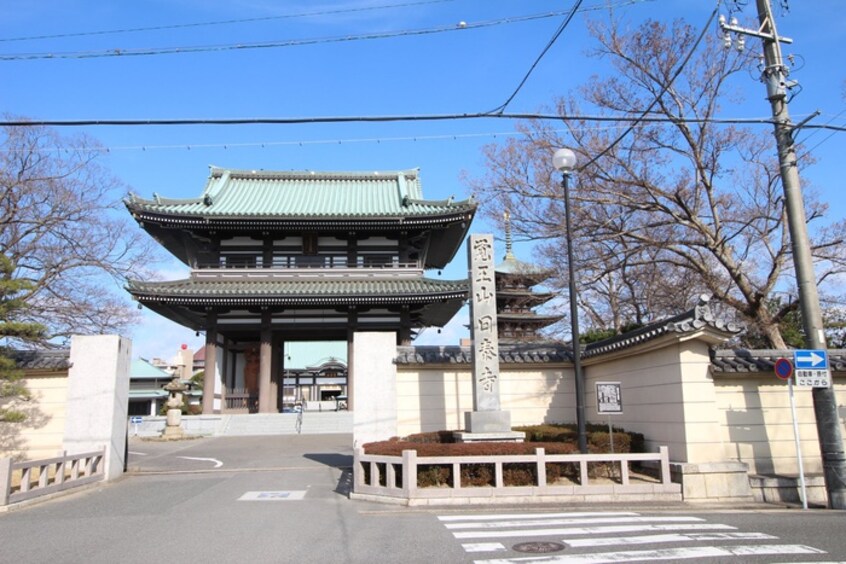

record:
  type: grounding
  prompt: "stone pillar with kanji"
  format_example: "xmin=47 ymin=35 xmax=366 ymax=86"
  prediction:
xmin=457 ymin=234 xmax=524 ymax=442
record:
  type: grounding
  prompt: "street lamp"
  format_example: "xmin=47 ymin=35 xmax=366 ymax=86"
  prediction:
xmin=553 ymin=148 xmax=588 ymax=454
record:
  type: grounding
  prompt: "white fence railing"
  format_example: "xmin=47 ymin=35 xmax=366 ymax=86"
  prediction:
xmin=352 ymin=446 xmax=681 ymax=504
xmin=1 ymin=448 xmax=105 ymax=507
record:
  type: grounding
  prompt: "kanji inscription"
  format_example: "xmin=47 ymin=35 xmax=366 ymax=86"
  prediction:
xmin=467 ymin=234 xmax=501 ymax=412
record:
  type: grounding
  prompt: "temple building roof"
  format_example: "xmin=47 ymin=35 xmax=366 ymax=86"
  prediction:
xmin=127 ymin=276 xmax=468 ymax=331
xmin=125 ymin=167 xmax=475 ymax=269
xmin=126 ymin=167 xmax=474 ymax=220
xmin=128 ymin=277 xmax=467 ymax=302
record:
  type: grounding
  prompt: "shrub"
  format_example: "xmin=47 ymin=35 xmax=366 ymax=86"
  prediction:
xmin=461 ymin=463 xmax=495 ymax=487
xmin=418 ymin=464 xmax=450 ymax=487
xmin=362 ymin=423 xmax=648 ymax=487
xmin=402 ymin=430 xmax=456 ymax=444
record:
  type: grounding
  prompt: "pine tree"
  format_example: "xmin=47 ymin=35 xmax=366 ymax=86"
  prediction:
xmin=0 ymin=253 xmax=46 ymax=423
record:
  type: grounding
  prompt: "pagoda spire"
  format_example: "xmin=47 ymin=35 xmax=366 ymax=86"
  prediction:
xmin=503 ymin=210 xmax=516 ymax=261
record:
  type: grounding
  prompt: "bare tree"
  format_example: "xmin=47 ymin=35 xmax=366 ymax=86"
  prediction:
xmin=470 ymin=18 xmax=846 ymax=347
xmin=0 ymin=120 xmax=159 ymax=342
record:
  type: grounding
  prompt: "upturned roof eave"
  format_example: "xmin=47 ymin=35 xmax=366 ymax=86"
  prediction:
xmin=125 ymin=277 xmax=470 ymax=304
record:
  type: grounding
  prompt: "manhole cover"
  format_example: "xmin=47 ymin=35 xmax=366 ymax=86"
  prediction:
xmin=512 ymin=541 xmax=566 ymax=554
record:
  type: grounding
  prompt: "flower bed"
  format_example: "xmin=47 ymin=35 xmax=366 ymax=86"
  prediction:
xmin=362 ymin=423 xmax=646 ymax=488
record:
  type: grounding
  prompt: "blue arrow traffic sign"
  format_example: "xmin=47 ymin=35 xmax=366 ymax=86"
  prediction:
xmin=794 ymin=349 xmax=828 ymax=370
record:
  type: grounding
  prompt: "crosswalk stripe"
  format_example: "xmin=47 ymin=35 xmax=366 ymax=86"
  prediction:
xmin=474 ymin=544 xmax=825 ymax=563
xmin=564 ymin=531 xmax=778 ymax=548
xmin=453 ymin=522 xmax=736 ymax=539
xmin=438 ymin=512 xmax=639 ymax=522
xmin=462 ymin=543 xmax=507 ymax=553
xmin=445 ymin=516 xmax=703 ymax=530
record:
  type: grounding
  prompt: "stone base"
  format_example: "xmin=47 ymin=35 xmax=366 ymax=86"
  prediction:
xmin=161 ymin=425 xmax=185 ymax=439
xmin=669 ymin=460 xmax=755 ymax=502
xmin=464 ymin=410 xmax=512 ymax=434
xmin=453 ymin=431 xmax=525 ymax=443
xmin=749 ymin=474 xmax=828 ymax=507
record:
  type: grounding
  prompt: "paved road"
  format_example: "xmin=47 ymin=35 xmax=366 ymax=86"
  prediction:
xmin=2 ymin=434 xmax=846 ymax=563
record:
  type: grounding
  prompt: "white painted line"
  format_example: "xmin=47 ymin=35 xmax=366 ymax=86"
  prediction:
xmin=128 ymin=451 xmax=147 ymax=456
xmin=445 ymin=516 xmax=703 ymax=530
xmin=453 ymin=523 xmax=735 ymax=539
xmin=238 ymin=490 xmax=307 ymax=501
xmin=439 ymin=512 xmax=639 ymax=522
xmin=565 ymin=531 xmax=777 ymax=548
xmin=474 ymin=544 xmax=825 ymax=563
xmin=729 ymin=544 xmax=825 ymax=556
xmin=462 ymin=543 xmax=506 ymax=553
xmin=177 ymin=456 xmax=223 ymax=468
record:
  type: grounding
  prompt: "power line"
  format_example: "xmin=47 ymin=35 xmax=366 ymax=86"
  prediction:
xmin=795 ymin=108 xmax=846 ymax=162
xmin=0 ymin=10 xmax=572 ymax=61
xmin=0 ymin=0 xmax=455 ymax=43
xmin=579 ymin=3 xmax=720 ymax=171
xmin=0 ymin=0 xmax=653 ymax=62
xmin=0 ymin=111 xmax=795 ymax=128
xmin=487 ymin=0 xmax=586 ymax=115
xmin=0 ymin=1 xmax=456 ymax=44
xmin=0 ymin=125 xmax=638 ymax=154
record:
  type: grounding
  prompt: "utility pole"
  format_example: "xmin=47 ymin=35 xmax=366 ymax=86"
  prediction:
xmin=722 ymin=0 xmax=846 ymax=509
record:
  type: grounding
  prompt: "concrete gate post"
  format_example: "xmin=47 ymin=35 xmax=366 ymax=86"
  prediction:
xmin=352 ymin=332 xmax=397 ymax=445
xmin=63 ymin=335 xmax=131 ymax=480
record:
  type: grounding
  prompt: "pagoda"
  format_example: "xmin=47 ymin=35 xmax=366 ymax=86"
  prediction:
xmin=125 ymin=167 xmax=475 ymax=414
xmin=495 ymin=213 xmax=563 ymax=342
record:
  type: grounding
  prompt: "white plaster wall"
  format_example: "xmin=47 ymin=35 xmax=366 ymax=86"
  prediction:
xmin=352 ymin=332 xmax=397 ymax=445
xmin=396 ymin=366 xmax=572 ymax=437
xmin=63 ymin=335 xmax=131 ymax=480
xmin=583 ymin=341 xmax=689 ymax=460
xmin=0 ymin=373 xmax=68 ymax=460
xmin=714 ymin=373 xmax=846 ymax=475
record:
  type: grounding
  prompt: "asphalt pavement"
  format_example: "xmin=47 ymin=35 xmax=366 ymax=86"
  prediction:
xmin=2 ymin=434 xmax=846 ymax=563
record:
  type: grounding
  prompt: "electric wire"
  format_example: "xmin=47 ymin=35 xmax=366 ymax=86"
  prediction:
xmin=0 ymin=0 xmax=653 ymax=61
xmin=486 ymin=0 xmax=585 ymax=115
xmin=0 ymin=10 xmax=573 ymax=61
xmin=0 ymin=112 xmax=794 ymax=128
xmin=0 ymin=125 xmax=636 ymax=154
xmin=0 ymin=0 xmax=455 ymax=43
xmin=795 ymin=108 xmax=846 ymax=163
xmin=578 ymin=3 xmax=720 ymax=171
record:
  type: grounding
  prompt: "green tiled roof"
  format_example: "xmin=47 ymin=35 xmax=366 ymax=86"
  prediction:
xmin=125 ymin=167 xmax=475 ymax=220
xmin=131 ymin=358 xmax=172 ymax=380
xmin=127 ymin=277 xmax=469 ymax=304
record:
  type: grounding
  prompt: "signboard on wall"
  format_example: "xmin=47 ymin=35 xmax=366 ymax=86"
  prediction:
xmin=596 ymin=382 xmax=623 ymax=414
xmin=793 ymin=349 xmax=832 ymax=388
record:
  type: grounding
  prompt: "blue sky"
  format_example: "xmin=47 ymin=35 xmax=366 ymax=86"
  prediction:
xmin=1 ymin=0 xmax=844 ymax=360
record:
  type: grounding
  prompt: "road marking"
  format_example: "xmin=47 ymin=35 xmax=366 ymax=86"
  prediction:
xmin=474 ymin=544 xmax=825 ymax=563
xmin=445 ymin=516 xmax=704 ymax=530
xmin=453 ymin=523 xmax=735 ymax=539
xmin=462 ymin=543 xmax=507 ymax=553
xmin=177 ymin=456 xmax=223 ymax=468
xmin=565 ymin=531 xmax=777 ymax=548
xmin=128 ymin=451 xmax=147 ymax=456
xmin=239 ymin=490 xmax=306 ymax=501
xmin=439 ymin=512 xmax=639 ymax=522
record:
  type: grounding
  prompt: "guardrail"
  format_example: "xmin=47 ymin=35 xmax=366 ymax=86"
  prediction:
xmin=352 ymin=446 xmax=681 ymax=505
xmin=1 ymin=448 xmax=105 ymax=507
